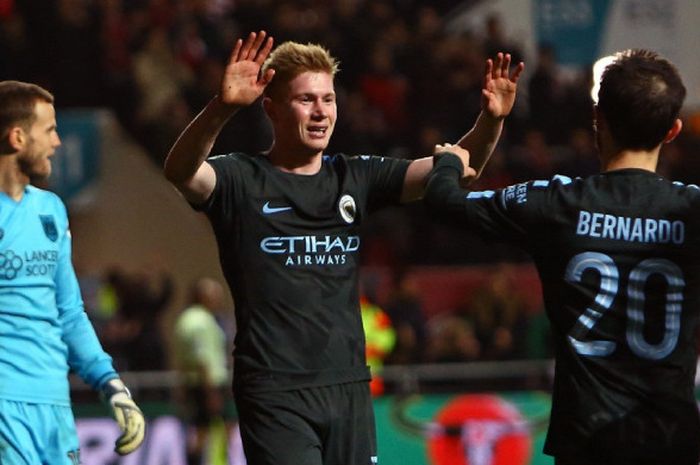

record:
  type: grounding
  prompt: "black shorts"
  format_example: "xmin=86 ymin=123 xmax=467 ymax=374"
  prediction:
xmin=235 ymin=381 xmax=376 ymax=465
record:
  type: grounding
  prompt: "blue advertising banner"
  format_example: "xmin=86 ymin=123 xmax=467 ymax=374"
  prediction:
xmin=49 ymin=110 xmax=101 ymax=202
xmin=533 ymin=0 xmax=612 ymax=65
xmin=451 ymin=0 xmax=700 ymax=108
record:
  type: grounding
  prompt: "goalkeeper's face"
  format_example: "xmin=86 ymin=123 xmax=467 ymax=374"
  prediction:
xmin=17 ymin=101 xmax=61 ymax=181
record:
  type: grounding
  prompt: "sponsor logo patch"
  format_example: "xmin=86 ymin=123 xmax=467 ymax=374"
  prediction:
xmin=262 ymin=201 xmax=293 ymax=215
xmin=0 ymin=250 xmax=23 ymax=280
xmin=338 ymin=194 xmax=356 ymax=224
xmin=40 ymin=215 xmax=58 ymax=242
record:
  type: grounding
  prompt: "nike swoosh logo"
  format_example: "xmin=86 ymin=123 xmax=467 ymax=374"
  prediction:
xmin=262 ymin=201 xmax=293 ymax=214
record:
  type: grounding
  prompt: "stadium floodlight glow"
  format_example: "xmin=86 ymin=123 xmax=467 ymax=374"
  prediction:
xmin=591 ymin=55 xmax=616 ymax=104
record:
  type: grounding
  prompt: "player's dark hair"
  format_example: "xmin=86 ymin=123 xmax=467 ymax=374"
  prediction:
xmin=0 ymin=80 xmax=54 ymax=150
xmin=597 ymin=49 xmax=685 ymax=150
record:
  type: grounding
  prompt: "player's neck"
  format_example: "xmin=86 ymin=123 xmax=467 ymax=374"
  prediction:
xmin=266 ymin=146 xmax=323 ymax=175
xmin=0 ymin=156 xmax=29 ymax=200
xmin=601 ymin=148 xmax=659 ymax=173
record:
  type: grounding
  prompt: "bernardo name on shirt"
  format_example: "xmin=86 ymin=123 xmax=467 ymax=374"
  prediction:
xmin=576 ymin=210 xmax=685 ymax=245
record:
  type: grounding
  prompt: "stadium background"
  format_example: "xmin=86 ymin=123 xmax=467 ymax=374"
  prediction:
xmin=3 ymin=0 xmax=700 ymax=464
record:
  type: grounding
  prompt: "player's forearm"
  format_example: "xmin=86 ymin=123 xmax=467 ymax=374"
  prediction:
xmin=400 ymin=157 xmax=433 ymax=202
xmin=163 ymin=96 xmax=239 ymax=184
xmin=455 ymin=111 xmax=504 ymax=178
xmin=62 ymin=310 xmax=118 ymax=389
xmin=424 ymin=153 xmax=470 ymax=219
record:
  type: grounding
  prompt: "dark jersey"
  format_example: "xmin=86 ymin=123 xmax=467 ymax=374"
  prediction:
xmin=426 ymin=154 xmax=700 ymax=463
xmin=197 ymin=153 xmax=409 ymax=393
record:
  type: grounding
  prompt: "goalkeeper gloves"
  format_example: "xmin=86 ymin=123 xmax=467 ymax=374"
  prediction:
xmin=101 ymin=378 xmax=146 ymax=455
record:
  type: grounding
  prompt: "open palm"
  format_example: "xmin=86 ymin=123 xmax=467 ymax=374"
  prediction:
xmin=482 ymin=52 xmax=524 ymax=119
xmin=220 ymin=31 xmax=275 ymax=106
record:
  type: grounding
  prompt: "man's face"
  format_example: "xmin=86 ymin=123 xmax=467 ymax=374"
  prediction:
xmin=18 ymin=101 xmax=61 ymax=180
xmin=269 ymin=71 xmax=337 ymax=156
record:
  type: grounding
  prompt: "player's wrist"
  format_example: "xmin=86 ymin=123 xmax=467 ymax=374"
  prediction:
xmin=100 ymin=378 xmax=131 ymax=402
xmin=210 ymin=95 xmax=244 ymax=119
xmin=482 ymin=109 xmax=507 ymax=124
xmin=433 ymin=151 xmax=465 ymax=175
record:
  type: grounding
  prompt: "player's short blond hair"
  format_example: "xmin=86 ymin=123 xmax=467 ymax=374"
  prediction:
xmin=262 ymin=41 xmax=339 ymax=99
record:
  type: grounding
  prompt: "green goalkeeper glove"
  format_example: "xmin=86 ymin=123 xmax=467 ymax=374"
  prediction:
xmin=101 ymin=378 xmax=146 ymax=455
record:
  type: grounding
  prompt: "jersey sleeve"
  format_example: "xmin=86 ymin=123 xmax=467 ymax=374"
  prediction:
xmin=349 ymin=155 xmax=411 ymax=211
xmin=194 ymin=154 xmax=244 ymax=226
xmin=424 ymin=152 xmax=544 ymax=244
xmin=54 ymin=199 xmax=117 ymax=390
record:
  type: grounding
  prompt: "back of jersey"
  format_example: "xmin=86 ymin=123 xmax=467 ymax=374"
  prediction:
xmin=525 ymin=169 xmax=700 ymax=462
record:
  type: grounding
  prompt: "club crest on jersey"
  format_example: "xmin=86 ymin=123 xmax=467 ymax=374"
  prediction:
xmin=338 ymin=194 xmax=356 ymax=224
xmin=40 ymin=215 xmax=58 ymax=242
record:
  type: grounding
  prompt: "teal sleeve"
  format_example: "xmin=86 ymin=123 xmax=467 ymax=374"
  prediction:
xmin=56 ymin=212 xmax=118 ymax=390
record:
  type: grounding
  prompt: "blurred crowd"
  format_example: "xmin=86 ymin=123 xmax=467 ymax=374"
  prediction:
xmin=79 ymin=265 xmax=176 ymax=372
xmin=4 ymin=0 xmax=700 ymax=267
xmin=366 ymin=263 xmax=551 ymax=368
xmin=79 ymin=262 xmax=550 ymax=378
xmin=5 ymin=0 xmax=700 ymax=373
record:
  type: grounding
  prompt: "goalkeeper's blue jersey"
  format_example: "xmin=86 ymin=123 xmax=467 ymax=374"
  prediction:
xmin=0 ymin=186 xmax=116 ymax=405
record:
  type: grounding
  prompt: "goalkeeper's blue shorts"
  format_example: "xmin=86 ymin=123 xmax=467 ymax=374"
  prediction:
xmin=0 ymin=399 xmax=80 ymax=464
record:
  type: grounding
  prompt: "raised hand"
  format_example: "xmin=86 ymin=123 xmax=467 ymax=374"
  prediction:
xmin=220 ymin=31 xmax=276 ymax=107
xmin=482 ymin=52 xmax=524 ymax=119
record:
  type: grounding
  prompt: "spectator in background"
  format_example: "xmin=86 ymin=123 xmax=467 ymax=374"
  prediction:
xmin=384 ymin=266 xmax=428 ymax=365
xmin=328 ymin=89 xmax=390 ymax=156
xmin=427 ymin=33 xmax=485 ymax=142
xmin=360 ymin=295 xmax=396 ymax=395
xmin=132 ymin=25 xmax=193 ymax=160
xmin=100 ymin=266 xmax=173 ymax=372
xmin=506 ymin=127 xmax=559 ymax=181
xmin=174 ymin=277 xmax=231 ymax=465
xmin=557 ymin=127 xmax=599 ymax=178
xmin=528 ymin=43 xmax=567 ymax=144
xmin=482 ymin=14 xmax=524 ymax=66
xmin=561 ymin=63 xmax=595 ymax=138
xmin=457 ymin=265 xmax=528 ymax=360
xmin=425 ymin=314 xmax=481 ymax=364
xmin=120 ymin=267 xmax=173 ymax=371
xmin=51 ymin=0 xmax=103 ymax=107
xmin=0 ymin=4 xmax=33 ymax=81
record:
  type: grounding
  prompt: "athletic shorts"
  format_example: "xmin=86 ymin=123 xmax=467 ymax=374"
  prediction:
xmin=235 ymin=381 xmax=377 ymax=465
xmin=0 ymin=399 xmax=80 ymax=465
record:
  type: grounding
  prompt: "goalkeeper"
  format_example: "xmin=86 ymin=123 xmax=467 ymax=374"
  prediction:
xmin=0 ymin=80 xmax=145 ymax=463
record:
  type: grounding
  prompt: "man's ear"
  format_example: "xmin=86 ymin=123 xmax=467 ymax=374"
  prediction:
xmin=663 ymin=118 xmax=683 ymax=144
xmin=592 ymin=106 xmax=608 ymax=134
xmin=7 ymin=126 xmax=26 ymax=151
xmin=262 ymin=96 xmax=274 ymax=119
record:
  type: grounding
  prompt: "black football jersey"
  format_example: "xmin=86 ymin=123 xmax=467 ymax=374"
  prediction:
xmin=197 ymin=153 xmax=409 ymax=393
xmin=426 ymin=154 xmax=700 ymax=462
